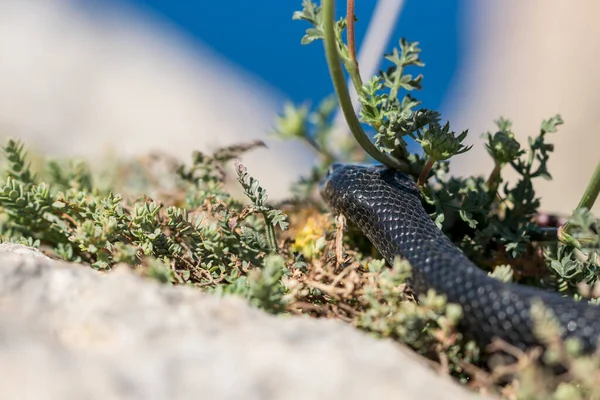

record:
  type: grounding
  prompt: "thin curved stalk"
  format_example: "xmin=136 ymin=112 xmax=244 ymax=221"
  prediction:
xmin=322 ymin=0 xmax=407 ymax=171
xmin=562 ymin=160 xmax=600 ymax=237
xmin=573 ymin=160 xmax=600 ymax=212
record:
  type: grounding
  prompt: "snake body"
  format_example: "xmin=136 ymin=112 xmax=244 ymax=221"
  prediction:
xmin=320 ymin=163 xmax=600 ymax=352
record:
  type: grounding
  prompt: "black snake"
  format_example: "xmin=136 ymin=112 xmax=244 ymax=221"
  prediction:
xmin=320 ymin=163 xmax=600 ymax=353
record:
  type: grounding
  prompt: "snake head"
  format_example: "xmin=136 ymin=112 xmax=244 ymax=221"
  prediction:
xmin=320 ymin=163 xmax=419 ymax=215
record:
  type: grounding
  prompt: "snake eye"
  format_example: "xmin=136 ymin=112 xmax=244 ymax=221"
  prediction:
xmin=326 ymin=162 xmax=344 ymax=178
xmin=326 ymin=165 xmax=336 ymax=177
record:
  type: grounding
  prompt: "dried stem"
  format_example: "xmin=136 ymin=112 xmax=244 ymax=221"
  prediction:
xmin=346 ymin=0 xmax=357 ymax=64
xmin=418 ymin=157 xmax=435 ymax=187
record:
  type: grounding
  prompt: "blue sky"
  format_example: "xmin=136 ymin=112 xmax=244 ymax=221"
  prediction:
xmin=98 ymin=1 xmax=462 ymax=112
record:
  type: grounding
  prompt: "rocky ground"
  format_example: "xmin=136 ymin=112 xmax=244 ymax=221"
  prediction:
xmin=0 ymin=244 xmax=493 ymax=400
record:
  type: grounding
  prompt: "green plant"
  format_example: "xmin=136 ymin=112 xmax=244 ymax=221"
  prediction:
xmin=1 ymin=1 xmax=599 ymax=398
xmin=284 ymin=0 xmax=600 ymax=397
xmin=290 ymin=0 xmax=600 ymax=290
xmin=0 ymin=139 xmax=291 ymax=305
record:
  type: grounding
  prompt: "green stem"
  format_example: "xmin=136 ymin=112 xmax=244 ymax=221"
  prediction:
xmin=485 ymin=163 xmax=502 ymax=207
xmin=303 ymin=134 xmax=336 ymax=164
xmin=557 ymin=225 xmax=582 ymax=250
xmin=562 ymin=160 xmax=600 ymax=236
xmin=263 ymin=219 xmax=278 ymax=253
xmin=573 ymin=160 xmax=600 ymax=212
xmin=486 ymin=163 xmax=501 ymax=189
xmin=345 ymin=62 xmax=364 ymax=98
xmin=322 ymin=0 xmax=407 ymax=171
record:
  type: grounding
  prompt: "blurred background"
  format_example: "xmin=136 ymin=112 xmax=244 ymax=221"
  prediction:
xmin=0 ymin=0 xmax=597 ymax=212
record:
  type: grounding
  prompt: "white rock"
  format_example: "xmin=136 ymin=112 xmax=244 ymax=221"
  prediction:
xmin=0 ymin=244 xmax=492 ymax=400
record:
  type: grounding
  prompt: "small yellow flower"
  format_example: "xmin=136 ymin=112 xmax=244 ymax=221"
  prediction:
xmin=291 ymin=214 xmax=329 ymax=259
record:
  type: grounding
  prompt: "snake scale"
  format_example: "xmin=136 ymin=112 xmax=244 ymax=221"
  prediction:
xmin=320 ymin=163 xmax=600 ymax=353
